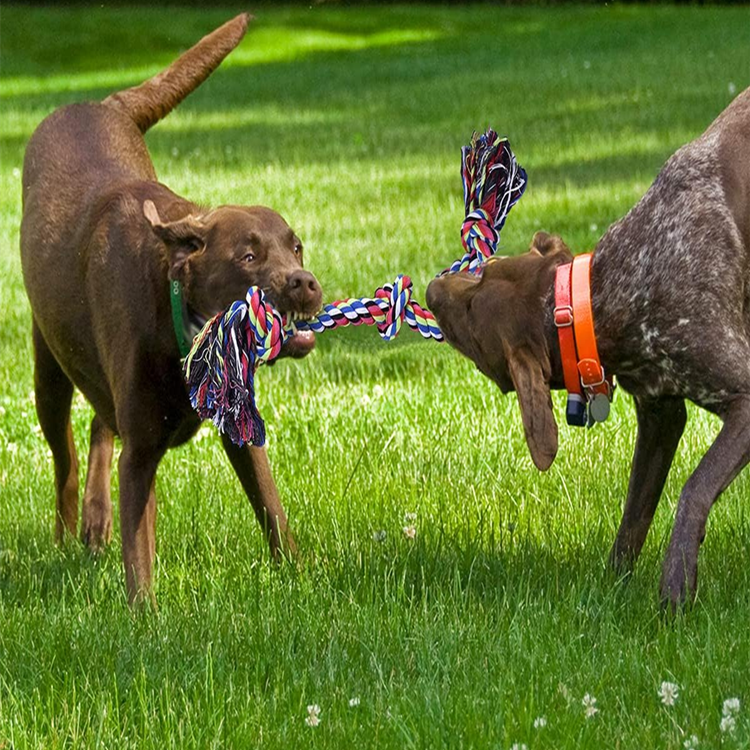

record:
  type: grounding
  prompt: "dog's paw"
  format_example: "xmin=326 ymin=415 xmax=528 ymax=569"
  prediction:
xmin=659 ymin=550 xmax=698 ymax=614
xmin=81 ymin=499 xmax=113 ymax=554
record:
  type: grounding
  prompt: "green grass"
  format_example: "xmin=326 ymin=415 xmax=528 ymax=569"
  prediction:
xmin=2 ymin=4 xmax=750 ymax=748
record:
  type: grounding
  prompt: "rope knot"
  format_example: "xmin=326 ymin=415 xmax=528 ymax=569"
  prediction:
xmin=246 ymin=287 xmax=284 ymax=364
xmin=375 ymin=274 xmax=412 ymax=341
xmin=460 ymin=209 xmax=500 ymax=272
xmin=439 ymin=130 xmax=527 ymax=277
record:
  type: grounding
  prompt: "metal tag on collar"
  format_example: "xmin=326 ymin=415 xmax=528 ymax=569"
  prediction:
xmin=588 ymin=392 xmax=611 ymax=423
xmin=566 ymin=393 xmax=587 ymax=427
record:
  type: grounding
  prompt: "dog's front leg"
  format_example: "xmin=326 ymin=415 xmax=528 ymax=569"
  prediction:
xmin=118 ymin=442 xmax=164 ymax=605
xmin=609 ymin=396 xmax=687 ymax=574
xmin=660 ymin=395 xmax=750 ymax=611
xmin=221 ymin=436 xmax=297 ymax=561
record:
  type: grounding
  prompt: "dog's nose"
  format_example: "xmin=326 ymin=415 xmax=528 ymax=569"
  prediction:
xmin=425 ymin=278 xmax=443 ymax=313
xmin=286 ymin=270 xmax=322 ymax=310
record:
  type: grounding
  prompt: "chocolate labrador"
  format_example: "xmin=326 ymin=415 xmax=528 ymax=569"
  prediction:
xmin=427 ymin=87 xmax=750 ymax=609
xmin=20 ymin=14 xmax=322 ymax=603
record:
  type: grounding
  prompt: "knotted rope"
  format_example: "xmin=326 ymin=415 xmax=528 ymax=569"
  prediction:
xmin=445 ymin=131 xmax=527 ymax=275
xmin=295 ymin=275 xmax=442 ymax=342
xmin=183 ymin=128 xmax=527 ymax=446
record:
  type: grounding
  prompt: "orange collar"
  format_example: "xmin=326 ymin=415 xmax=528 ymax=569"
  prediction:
xmin=554 ymin=253 xmax=614 ymax=426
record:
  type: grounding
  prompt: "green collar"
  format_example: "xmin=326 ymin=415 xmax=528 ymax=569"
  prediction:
xmin=170 ymin=279 xmax=191 ymax=358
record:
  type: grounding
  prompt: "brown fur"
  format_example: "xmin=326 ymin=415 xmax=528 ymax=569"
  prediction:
xmin=427 ymin=88 xmax=750 ymax=609
xmin=20 ymin=15 xmax=322 ymax=604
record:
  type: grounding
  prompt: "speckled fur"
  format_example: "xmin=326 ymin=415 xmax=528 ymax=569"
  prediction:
xmin=428 ymin=86 xmax=750 ymax=609
xmin=592 ymin=124 xmax=750 ymax=407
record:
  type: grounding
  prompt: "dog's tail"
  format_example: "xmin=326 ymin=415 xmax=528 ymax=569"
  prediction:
xmin=103 ymin=13 xmax=251 ymax=133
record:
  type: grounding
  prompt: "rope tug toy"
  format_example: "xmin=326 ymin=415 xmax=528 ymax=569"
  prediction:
xmin=184 ymin=129 xmax=527 ymax=446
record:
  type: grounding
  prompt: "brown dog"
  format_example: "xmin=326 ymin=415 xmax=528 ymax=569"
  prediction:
xmin=427 ymin=87 xmax=750 ymax=609
xmin=20 ymin=15 xmax=322 ymax=603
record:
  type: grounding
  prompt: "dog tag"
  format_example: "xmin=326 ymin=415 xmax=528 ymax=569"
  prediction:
xmin=589 ymin=392 xmax=611 ymax=423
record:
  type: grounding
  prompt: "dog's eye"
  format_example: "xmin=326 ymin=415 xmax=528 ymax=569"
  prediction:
xmin=243 ymin=252 xmax=256 ymax=263
xmin=293 ymin=243 xmax=302 ymax=256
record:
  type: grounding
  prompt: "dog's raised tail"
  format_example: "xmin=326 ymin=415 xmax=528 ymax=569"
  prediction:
xmin=103 ymin=13 xmax=251 ymax=133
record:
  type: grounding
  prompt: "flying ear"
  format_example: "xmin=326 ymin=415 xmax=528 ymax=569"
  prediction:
xmin=143 ymin=200 xmax=206 ymax=280
xmin=506 ymin=345 xmax=558 ymax=471
xmin=529 ymin=231 xmax=572 ymax=260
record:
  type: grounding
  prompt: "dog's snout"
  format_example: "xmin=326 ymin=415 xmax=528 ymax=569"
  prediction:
xmin=286 ymin=270 xmax=322 ymax=310
xmin=425 ymin=278 xmax=443 ymax=312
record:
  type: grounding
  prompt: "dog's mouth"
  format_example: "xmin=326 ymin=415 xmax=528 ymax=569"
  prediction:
xmin=280 ymin=327 xmax=316 ymax=358
xmin=277 ymin=308 xmax=318 ymax=359
xmin=187 ymin=296 xmax=319 ymax=360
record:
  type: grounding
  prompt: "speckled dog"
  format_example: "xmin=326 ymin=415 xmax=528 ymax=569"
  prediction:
xmin=427 ymin=86 xmax=750 ymax=610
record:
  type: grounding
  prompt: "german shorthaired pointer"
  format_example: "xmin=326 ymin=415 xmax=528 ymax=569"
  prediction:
xmin=427 ymin=85 xmax=750 ymax=609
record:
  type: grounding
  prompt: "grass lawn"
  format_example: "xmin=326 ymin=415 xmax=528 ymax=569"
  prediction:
xmin=2 ymin=4 xmax=750 ymax=748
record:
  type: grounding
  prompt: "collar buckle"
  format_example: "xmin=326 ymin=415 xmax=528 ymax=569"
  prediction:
xmin=578 ymin=358 xmax=606 ymax=389
xmin=554 ymin=305 xmax=574 ymax=327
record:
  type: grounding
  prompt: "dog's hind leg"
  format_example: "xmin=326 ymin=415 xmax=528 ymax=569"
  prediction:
xmin=609 ymin=397 xmax=687 ymax=575
xmin=220 ymin=436 xmax=297 ymax=561
xmin=660 ymin=394 xmax=750 ymax=610
xmin=81 ymin=414 xmax=114 ymax=553
xmin=32 ymin=320 xmax=79 ymax=542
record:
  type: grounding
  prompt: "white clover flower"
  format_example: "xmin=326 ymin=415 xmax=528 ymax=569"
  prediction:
xmin=533 ymin=716 xmax=547 ymax=729
xmin=582 ymin=693 xmax=598 ymax=719
xmin=589 ymin=223 xmax=598 ymax=233
xmin=683 ymin=735 xmax=699 ymax=750
xmin=720 ymin=714 xmax=736 ymax=735
xmin=171 ymin=147 xmax=180 ymax=157
xmin=348 ymin=697 xmax=360 ymax=707
xmin=305 ymin=704 xmax=321 ymax=727
xmin=12 ymin=167 xmax=21 ymax=179
xmin=360 ymin=394 xmax=372 ymax=407
xmin=728 ymin=82 xmax=737 ymax=95
xmin=6 ymin=443 xmax=18 ymax=455
xmin=404 ymin=511 xmax=417 ymax=523
xmin=723 ymin=697 xmax=740 ymax=716
xmin=372 ymin=384 xmax=384 ymax=398
xmin=403 ymin=525 xmax=417 ymax=540
xmin=0 ymin=406 xmax=6 ymax=417
xmin=372 ymin=530 xmax=386 ymax=542
xmin=659 ymin=681 xmax=679 ymax=707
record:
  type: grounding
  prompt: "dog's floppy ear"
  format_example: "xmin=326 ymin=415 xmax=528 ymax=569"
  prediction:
xmin=143 ymin=200 xmax=206 ymax=280
xmin=529 ymin=231 xmax=572 ymax=260
xmin=505 ymin=344 xmax=558 ymax=471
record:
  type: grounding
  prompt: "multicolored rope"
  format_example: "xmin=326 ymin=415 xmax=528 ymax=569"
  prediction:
xmin=183 ymin=128 xmax=527 ymax=446
xmin=443 ymin=129 xmax=527 ymax=275
xmin=296 ymin=275 xmax=442 ymax=342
